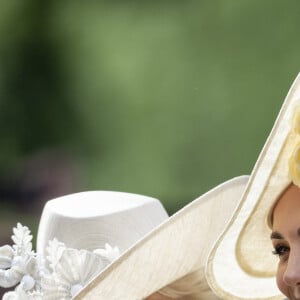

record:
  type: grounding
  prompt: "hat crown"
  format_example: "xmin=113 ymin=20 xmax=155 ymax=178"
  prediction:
xmin=42 ymin=190 xmax=161 ymax=217
xmin=37 ymin=191 xmax=168 ymax=256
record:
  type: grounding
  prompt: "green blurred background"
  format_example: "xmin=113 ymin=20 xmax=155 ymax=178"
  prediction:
xmin=0 ymin=0 xmax=300 ymax=245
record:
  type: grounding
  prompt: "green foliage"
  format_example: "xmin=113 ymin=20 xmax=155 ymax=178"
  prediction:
xmin=0 ymin=0 xmax=300 ymax=213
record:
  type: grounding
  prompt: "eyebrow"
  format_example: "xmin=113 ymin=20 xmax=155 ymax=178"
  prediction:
xmin=270 ymin=228 xmax=300 ymax=240
xmin=270 ymin=231 xmax=283 ymax=240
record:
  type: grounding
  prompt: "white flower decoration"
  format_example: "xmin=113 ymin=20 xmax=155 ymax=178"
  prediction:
xmin=0 ymin=223 xmax=37 ymax=289
xmin=11 ymin=223 xmax=33 ymax=256
xmin=94 ymin=243 xmax=120 ymax=262
xmin=0 ymin=245 xmax=23 ymax=288
xmin=0 ymin=245 xmax=14 ymax=269
xmin=42 ymin=248 xmax=107 ymax=299
xmin=2 ymin=283 xmax=43 ymax=300
xmin=3 ymin=284 xmax=29 ymax=300
xmin=1 ymin=224 xmax=120 ymax=300
xmin=45 ymin=238 xmax=66 ymax=271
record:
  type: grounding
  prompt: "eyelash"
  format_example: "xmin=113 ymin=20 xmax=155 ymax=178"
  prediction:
xmin=272 ymin=245 xmax=290 ymax=256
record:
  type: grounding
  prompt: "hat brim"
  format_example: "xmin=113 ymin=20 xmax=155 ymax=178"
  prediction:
xmin=207 ymin=73 xmax=300 ymax=299
xmin=74 ymin=176 xmax=248 ymax=300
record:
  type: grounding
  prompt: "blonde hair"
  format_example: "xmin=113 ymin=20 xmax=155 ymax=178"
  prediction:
xmin=157 ymin=269 xmax=219 ymax=300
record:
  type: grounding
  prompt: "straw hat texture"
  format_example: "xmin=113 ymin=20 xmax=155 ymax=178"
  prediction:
xmin=75 ymin=176 xmax=248 ymax=300
xmin=207 ymin=73 xmax=300 ymax=299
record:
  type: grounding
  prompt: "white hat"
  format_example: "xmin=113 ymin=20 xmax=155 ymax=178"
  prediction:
xmin=37 ymin=191 xmax=168 ymax=256
xmin=206 ymin=73 xmax=300 ymax=299
xmin=0 ymin=191 xmax=168 ymax=299
xmin=75 ymin=176 xmax=248 ymax=300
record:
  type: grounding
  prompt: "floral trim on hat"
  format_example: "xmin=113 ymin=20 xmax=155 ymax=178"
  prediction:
xmin=0 ymin=223 xmax=120 ymax=300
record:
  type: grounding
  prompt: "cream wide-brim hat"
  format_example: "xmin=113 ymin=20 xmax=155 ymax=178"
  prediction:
xmin=74 ymin=176 xmax=249 ymax=300
xmin=206 ymin=73 xmax=300 ymax=299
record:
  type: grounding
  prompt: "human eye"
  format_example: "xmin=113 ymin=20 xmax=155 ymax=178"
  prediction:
xmin=272 ymin=244 xmax=290 ymax=257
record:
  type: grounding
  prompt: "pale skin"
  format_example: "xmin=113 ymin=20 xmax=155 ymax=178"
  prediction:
xmin=146 ymin=293 xmax=173 ymax=300
xmin=271 ymin=184 xmax=300 ymax=300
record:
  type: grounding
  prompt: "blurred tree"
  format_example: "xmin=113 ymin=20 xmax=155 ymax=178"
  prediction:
xmin=0 ymin=0 xmax=82 ymax=170
xmin=0 ymin=0 xmax=300 ymax=215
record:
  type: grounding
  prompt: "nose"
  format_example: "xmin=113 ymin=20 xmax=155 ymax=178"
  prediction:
xmin=283 ymin=250 xmax=300 ymax=287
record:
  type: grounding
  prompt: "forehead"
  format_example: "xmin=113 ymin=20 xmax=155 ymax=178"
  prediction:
xmin=273 ymin=184 xmax=300 ymax=226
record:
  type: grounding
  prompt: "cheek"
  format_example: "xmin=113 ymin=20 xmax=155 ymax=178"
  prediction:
xmin=276 ymin=264 xmax=288 ymax=297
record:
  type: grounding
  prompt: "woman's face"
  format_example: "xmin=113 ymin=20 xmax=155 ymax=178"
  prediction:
xmin=272 ymin=184 xmax=300 ymax=299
